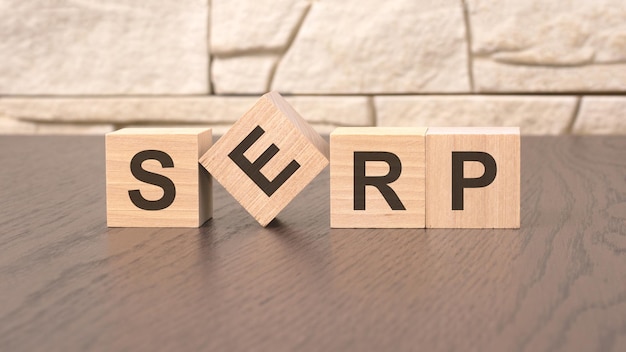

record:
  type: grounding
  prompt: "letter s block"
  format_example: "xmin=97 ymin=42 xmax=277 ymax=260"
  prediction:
xmin=199 ymin=92 xmax=329 ymax=226
xmin=330 ymin=127 xmax=427 ymax=228
xmin=106 ymin=128 xmax=213 ymax=227
xmin=426 ymin=127 xmax=520 ymax=228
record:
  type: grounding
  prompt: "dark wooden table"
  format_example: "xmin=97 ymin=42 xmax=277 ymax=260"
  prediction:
xmin=1 ymin=135 xmax=625 ymax=351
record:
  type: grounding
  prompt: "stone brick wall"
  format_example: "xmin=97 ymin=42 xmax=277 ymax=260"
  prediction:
xmin=1 ymin=0 xmax=625 ymax=135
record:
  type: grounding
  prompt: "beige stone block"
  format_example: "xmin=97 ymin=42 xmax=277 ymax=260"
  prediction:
xmin=212 ymin=56 xmax=277 ymax=94
xmin=0 ymin=96 xmax=372 ymax=127
xmin=375 ymin=95 xmax=577 ymax=134
xmin=468 ymin=0 xmax=626 ymax=91
xmin=573 ymin=97 xmax=626 ymax=134
xmin=0 ymin=97 xmax=260 ymax=124
xmin=211 ymin=0 xmax=310 ymax=54
xmin=0 ymin=0 xmax=208 ymax=94
xmin=0 ymin=117 xmax=113 ymax=134
xmin=0 ymin=117 xmax=37 ymax=134
xmin=35 ymin=123 xmax=115 ymax=135
xmin=474 ymin=59 xmax=626 ymax=92
xmin=285 ymin=96 xmax=373 ymax=127
xmin=272 ymin=0 xmax=469 ymax=93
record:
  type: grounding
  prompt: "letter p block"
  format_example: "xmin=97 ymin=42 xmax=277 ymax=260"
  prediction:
xmin=426 ymin=127 xmax=520 ymax=228
xmin=106 ymin=128 xmax=213 ymax=227
xmin=200 ymin=92 xmax=329 ymax=226
xmin=330 ymin=127 xmax=427 ymax=228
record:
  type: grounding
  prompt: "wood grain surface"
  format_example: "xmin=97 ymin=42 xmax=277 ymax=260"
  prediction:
xmin=1 ymin=135 xmax=625 ymax=351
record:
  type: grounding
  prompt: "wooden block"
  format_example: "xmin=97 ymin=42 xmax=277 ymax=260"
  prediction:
xmin=199 ymin=91 xmax=329 ymax=226
xmin=330 ymin=127 xmax=427 ymax=228
xmin=426 ymin=127 xmax=520 ymax=228
xmin=106 ymin=128 xmax=213 ymax=227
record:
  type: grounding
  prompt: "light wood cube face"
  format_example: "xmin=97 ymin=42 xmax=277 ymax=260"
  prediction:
xmin=106 ymin=128 xmax=213 ymax=227
xmin=199 ymin=92 xmax=329 ymax=227
xmin=426 ymin=127 xmax=520 ymax=228
xmin=330 ymin=127 xmax=427 ymax=228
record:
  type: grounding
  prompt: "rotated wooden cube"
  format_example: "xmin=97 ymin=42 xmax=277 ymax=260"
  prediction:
xmin=199 ymin=92 xmax=329 ymax=226
xmin=330 ymin=127 xmax=427 ymax=228
xmin=426 ymin=127 xmax=520 ymax=228
xmin=106 ymin=128 xmax=213 ymax=227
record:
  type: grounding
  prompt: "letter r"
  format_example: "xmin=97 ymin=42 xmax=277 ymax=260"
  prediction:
xmin=353 ymin=151 xmax=406 ymax=211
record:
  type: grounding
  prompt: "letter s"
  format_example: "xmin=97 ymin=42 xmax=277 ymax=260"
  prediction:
xmin=128 ymin=150 xmax=176 ymax=211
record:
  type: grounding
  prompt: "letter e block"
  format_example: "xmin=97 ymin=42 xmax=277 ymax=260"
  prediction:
xmin=426 ymin=127 xmax=520 ymax=228
xmin=199 ymin=92 xmax=329 ymax=226
xmin=330 ymin=127 xmax=427 ymax=228
xmin=106 ymin=128 xmax=213 ymax=227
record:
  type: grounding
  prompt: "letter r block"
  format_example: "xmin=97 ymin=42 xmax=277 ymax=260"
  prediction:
xmin=330 ymin=127 xmax=427 ymax=228
xmin=106 ymin=128 xmax=213 ymax=227
xmin=199 ymin=92 xmax=329 ymax=226
xmin=426 ymin=127 xmax=520 ymax=228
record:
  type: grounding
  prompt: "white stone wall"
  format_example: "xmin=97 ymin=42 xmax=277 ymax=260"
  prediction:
xmin=1 ymin=0 xmax=625 ymax=134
